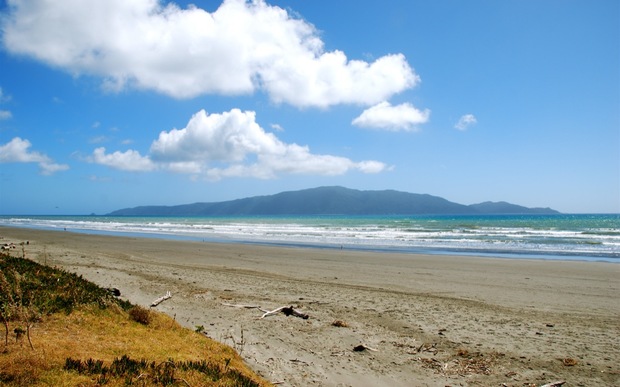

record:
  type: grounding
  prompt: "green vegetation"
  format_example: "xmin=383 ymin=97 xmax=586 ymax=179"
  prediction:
xmin=0 ymin=251 xmax=269 ymax=386
xmin=0 ymin=252 xmax=132 ymax=316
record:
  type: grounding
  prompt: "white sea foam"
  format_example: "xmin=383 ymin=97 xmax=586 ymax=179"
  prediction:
xmin=1 ymin=215 xmax=619 ymax=261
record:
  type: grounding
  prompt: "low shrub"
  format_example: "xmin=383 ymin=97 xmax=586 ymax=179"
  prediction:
xmin=128 ymin=306 xmax=152 ymax=325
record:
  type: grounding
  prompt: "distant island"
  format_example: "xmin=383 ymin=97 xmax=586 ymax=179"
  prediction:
xmin=107 ymin=186 xmax=559 ymax=216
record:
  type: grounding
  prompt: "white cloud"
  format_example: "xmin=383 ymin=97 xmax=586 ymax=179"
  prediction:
xmin=90 ymin=109 xmax=388 ymax=179
xmin=90 ymin=147 xmax=156 ymax=172
xmin=150 ymin=109 xmax=279 ymax=164
xmin=352 ymin=101 xmax=430 ymax=131
xmin=270 ymin=123 xmax=284 ymax=132
xmin=0 ymin=137 xmax=69 ymax=175
xmin=39 ymin=161 xmax=70 ymax=175
xmin=0 ymin=87 xmax=12 ymax=119
xmin=1 ymin=0 xmax=418 ymax=107
xmin=0 ymin=87 xmax=11 ymax=103
xmin=356 ymin=160 xmax=392 ymax=174
xmin=455 ymin=114 xmax=477 ymax=130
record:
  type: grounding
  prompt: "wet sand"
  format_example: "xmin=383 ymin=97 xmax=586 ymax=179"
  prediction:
xmin=1 ymin=226 xmax=619 ymax=386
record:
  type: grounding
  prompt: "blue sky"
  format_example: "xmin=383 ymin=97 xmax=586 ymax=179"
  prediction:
xmin=0 ymin=0 xmax=618 ymax=215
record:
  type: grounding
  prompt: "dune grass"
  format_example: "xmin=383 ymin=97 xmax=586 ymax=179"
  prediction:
xmin=0 ymin=251 xmax=270 ymax=386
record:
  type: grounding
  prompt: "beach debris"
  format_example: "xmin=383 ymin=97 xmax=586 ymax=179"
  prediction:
xmin=456 ymin=348 xmax=469 ymax=357
xmin=416 ymin=342 xmax=438 ymax=354
xmin=353 ymin=344 xmax=378 ymax=352
xmin=1 ymin=243 xmax=16 ymax=250
xmin=331 ymin=319 xmax=349 ymax=328
xmin=260 ymin=306 xmax=309 ymax=319
xmin=561 ymin=357 xmax=578 ymax=366
xmin=221 ymin=303 xmax=262 ymax=309
xmin=289 ymin=358 xmax=309 ymax=365
xmin=222 ymin=303 xmax=310 ymax=319
xmin=540 ymin=381 xmax=566 ymax=387
xmin=150 ymin=291 xmax=172 ymax=307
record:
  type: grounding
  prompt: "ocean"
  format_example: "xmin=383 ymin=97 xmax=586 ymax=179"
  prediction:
xmin=1 ymin=214 xmax=618 ymax=262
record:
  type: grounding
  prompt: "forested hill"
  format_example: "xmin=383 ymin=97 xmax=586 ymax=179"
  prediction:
xmin=107 ymin=186 xmax=559 ymax=216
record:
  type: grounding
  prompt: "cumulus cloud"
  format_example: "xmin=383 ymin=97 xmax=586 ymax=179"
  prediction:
xmin=1 ymin=0 xmax=418 ymax=107
xmin=455 ymin=114 xmax=477 ymax=130
xmin=89 ymin=109 xmax=388 ymax=179
xmin=352 ymin=101 xmax=430 ymax=131
xmin=90 ymin=147 xmax=156 ymax=172
xmin=0 ymin=137 xmax=69 ymax=175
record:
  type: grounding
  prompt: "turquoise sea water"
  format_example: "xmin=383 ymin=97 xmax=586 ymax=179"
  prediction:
xmin=1 ymin=214 xmax=618 ymax=262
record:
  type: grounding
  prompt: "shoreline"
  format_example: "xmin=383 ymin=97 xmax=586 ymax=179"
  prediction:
xmin=3 ymin=223 xmax=618 ymax=263
xmin=1 ymin=226 xmax=619 ymax=386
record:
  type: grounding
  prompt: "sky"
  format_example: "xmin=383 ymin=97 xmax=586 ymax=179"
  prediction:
xmin=0 ymin=0 xmax=618 ymax=215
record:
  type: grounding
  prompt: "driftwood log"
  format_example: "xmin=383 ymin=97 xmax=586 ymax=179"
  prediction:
xmin=221 ymin=303 xmax=262 ymax=309
xmin=261 ymin=306 xmax=309 ymax=320
xmin=151 ymin=291 xmax=172 ymax=307
xmin=222 ymin=303 xmax=309 ymax=319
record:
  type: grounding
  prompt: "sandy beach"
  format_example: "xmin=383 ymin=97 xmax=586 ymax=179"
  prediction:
xmin=1 ymin=226 xmax=618 ymax=386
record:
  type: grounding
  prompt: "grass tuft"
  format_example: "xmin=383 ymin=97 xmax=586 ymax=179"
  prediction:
xmin=128 ymin=305 xmax=152 ymax=325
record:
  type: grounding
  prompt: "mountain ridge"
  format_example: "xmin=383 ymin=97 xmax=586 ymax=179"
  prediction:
xmin=107 ymin=186 xmax=559 ymax=216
